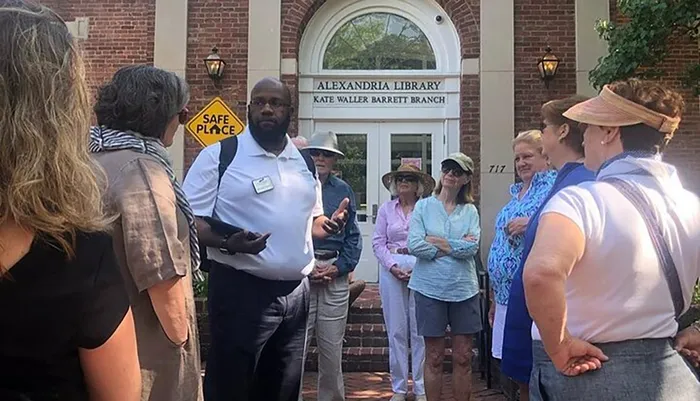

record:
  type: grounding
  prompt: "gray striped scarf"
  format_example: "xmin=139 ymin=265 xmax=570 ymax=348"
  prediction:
xmin=89 ymin=126 xmax=203 ymax=282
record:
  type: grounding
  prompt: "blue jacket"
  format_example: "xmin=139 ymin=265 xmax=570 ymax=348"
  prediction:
xmin=312 ymin=175 xmax=362 ymax=277
xmin=500 ymin=162 xmax=595 ymax=383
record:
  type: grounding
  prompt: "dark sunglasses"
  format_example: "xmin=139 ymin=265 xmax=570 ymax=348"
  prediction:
xmin=441 ymin=166 xmax=466 ymax=177
xmin=178 ymin=107 xmax=189 ymax=125
xmin=395 ymin=174 xmax=419 ymax=183
xmin=308 ymin=149 xmax=336 ymax=158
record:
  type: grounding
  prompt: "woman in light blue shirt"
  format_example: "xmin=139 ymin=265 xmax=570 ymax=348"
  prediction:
xmin=407 ymin=152 xmax=481 ymax=401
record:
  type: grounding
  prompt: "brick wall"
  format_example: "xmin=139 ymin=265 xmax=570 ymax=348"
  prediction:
xmin=43 ymin=0 xmax=155 ymax=91
xmin=184 ymin=0 xmax=249 ymax=170
xmin=514 ymin=0 xmax=578 ymax=137
xmin=610 ymin=1 xmax=700 ymax=193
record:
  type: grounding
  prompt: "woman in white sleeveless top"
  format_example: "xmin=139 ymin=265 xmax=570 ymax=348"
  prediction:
xmin=523 ymin=78 xmax=700 ymax=400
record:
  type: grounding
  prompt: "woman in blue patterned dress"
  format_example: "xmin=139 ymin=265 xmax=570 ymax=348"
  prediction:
xmin=487 ymin=130 xmax=554 ymax=362
xmin=501 ymin=95 xmax=593 ymax=401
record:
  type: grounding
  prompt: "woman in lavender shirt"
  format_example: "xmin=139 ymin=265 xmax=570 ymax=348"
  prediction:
xmin=372 ymin=164 xmax=435 ymax=401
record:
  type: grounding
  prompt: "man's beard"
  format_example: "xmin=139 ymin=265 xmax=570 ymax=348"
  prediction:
xmin=248 ymin=110 xmax=291 ymax=144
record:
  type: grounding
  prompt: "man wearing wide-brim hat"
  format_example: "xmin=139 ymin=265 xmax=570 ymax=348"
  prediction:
xmin=300 ymin=131 xmax=362 ymax=401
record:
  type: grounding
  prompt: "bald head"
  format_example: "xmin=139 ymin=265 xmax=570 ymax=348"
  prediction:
xmin=248 ymin=77 xmax=293 ymax=143
xmin=290 ymin=136 xmax=308 ymax=149
xmin=252 ymin=77 xmax=291 ymax=104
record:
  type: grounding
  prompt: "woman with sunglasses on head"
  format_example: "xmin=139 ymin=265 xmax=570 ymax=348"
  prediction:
xmin=500 ymin=95 xmax=592 ymax=400
xmin=372 ymin=164 xmax=436 ymax=401
xmin=407 ymin=153 xmax=481 ymax=401
xmin=91 ymin=65 xmax=203 ymax=401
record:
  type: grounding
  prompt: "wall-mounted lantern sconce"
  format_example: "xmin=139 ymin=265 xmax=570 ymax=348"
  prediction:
xmin=537 ymin=47 xmax=560 ymax=88
xmin=204 ymin=47 xmax=226 ymax=80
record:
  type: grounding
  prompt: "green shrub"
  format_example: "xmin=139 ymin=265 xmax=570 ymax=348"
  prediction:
xmin=193 ymin=273 xmax=209 ymax=298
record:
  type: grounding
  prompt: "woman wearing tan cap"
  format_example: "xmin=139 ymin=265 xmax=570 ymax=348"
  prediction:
xmin=372 ymin=164 xmax=435 ymax=401
xmin=407 ymin=153 xmax=481 ymax=401
xmin=523 ymin=78 xmax=700 ymax=400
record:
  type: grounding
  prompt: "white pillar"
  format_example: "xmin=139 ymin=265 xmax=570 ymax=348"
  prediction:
xmin=247 ymin=0 xmax=282 ymax=102
xmin=575 ymin=0 xmax=609 ymax=96
xmin=153 ymin=0 xmax=188 ymax=180
xmin=479 ymin=0 xmax=515 ymax=257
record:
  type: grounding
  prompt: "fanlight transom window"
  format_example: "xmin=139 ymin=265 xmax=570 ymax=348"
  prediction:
xmin=323 ymin=12 xmax=437 ymax=70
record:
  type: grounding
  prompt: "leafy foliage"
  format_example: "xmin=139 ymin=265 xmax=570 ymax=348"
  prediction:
xmin=335 ymin=137 xmax=367 ymax=215
xmin=193 ymin=273 xmax=208 ymax=298
xmin=323 ymin=12 xmax=436 ymax=70
xmin=590 ymin=0 xmax=700 ymax=95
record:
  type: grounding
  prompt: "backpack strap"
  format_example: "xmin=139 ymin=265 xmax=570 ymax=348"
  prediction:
xmin=603 ymin=177 xmax=685 ymax=319
xmin=299 ymin=148 xmax=317 ymax=177
xmin=218 ymin=136 xmax=238 ymax=188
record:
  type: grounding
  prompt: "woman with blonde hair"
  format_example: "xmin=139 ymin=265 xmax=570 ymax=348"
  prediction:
xmin=92 ymin=65 xmax=203 ymax=401
xmin=486 ymin=130 xmax=554 ymax=365
xmin=0 ymin=1 xmax=140 ymax=400
xmin=524 ymin=79 xmax=700 ymax=399
xmin=407 ymin=153 xmax=481 ymax=401
xmin=373 ymin=164 xmax=436 ymax=401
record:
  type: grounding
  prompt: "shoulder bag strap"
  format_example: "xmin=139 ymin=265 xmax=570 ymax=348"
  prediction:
xmin=603 ymin=177 xmax=685 ymax=319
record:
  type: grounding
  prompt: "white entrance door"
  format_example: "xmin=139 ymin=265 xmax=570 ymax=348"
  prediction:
xmin=313 ymin=121 xmax=444 ymax=282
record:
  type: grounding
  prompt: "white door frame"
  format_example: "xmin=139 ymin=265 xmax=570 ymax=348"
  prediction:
xmin=311 ymin=121 xmax=444 ymax=283
xmin=297 ymin=0 xmax=462 ymax=144
xmin=298 ymin=0 xmax=462 ymax=282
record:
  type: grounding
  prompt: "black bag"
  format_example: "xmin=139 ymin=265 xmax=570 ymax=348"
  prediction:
xmin=198 ymin=136 xmax=316 ymax=272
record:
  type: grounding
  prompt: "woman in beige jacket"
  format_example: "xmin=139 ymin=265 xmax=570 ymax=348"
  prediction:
xmin=91 ymin=65 xmax=203 ymax=401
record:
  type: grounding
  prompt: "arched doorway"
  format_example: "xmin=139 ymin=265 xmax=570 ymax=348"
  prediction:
xmin=299 ymin=0 xmax=461 ymax=282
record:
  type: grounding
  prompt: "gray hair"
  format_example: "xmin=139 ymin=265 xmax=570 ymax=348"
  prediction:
xmin=389 ymin=179 xmax=424 ymax=198
xmin=94 ymin=65 xmax=190 ymax=139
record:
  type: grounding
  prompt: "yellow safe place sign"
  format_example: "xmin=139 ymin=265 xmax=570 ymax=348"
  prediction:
xmin=186 ymin=97 xmax=245 ymax=147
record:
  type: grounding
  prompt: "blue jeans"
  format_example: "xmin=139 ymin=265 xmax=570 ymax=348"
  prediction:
xmin=204 ymin=262 xmax=309 ymax=401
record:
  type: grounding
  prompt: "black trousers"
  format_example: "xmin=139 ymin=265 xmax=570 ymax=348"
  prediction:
xmin=204 ymin=262 xmax=309 ymax=401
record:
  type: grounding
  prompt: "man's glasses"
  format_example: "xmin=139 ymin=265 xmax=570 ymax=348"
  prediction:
xmin=250 ymin=98 xmax=290 ymax=110
xmin=308 ymin=149 xmax=336 ymax=158
xmin=178 ymin=107 xmax=189 ymax=125
xmin=441 ymin=166 xmax=466 ymax=177
xmin=395 ymin=175 xmax=418 ymax=183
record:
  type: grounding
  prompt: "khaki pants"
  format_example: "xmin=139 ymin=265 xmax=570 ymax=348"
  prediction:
xmin=301 ymin=259 xmax=349 ymax=401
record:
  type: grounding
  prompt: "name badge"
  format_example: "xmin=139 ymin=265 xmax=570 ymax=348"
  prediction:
xmin=252 ymin=176 xmax=274 ymax=194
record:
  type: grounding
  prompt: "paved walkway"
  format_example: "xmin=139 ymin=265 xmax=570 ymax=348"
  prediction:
xmin=302 ymin=372 xmax=506 ymax=400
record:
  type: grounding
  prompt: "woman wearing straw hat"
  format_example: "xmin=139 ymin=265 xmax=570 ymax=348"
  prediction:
xmin=372 ymin=164 xmax=435 ymax=401
xmin=407 ymin=153 xmax=481 ymax=401
xmin=524 ymin=78 xmax=700 ymax=400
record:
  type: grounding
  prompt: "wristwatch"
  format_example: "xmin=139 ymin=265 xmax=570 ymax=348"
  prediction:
xmin=219 ymin=234 xmax=232 ymax=255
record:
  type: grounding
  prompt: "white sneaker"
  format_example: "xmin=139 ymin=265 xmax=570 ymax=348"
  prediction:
xmin=389 ymin=394 xmax=406 ymax=401
xmin=415 ymin=395 xmax=427 ymax=401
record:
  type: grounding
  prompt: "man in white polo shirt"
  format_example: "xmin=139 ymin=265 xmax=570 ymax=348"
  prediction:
xmin=183 ymin=77 xmax=349 ymax=401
